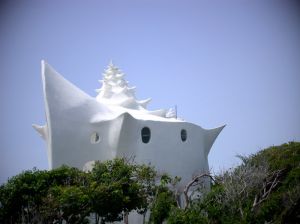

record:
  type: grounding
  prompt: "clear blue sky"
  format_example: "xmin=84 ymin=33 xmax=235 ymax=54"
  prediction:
xmin=1 ymin=0 xmax=299 ymax=184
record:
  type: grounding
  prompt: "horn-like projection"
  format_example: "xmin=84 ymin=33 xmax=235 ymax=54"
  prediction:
xmin=205 ymin=125 xmax=226 ymax=156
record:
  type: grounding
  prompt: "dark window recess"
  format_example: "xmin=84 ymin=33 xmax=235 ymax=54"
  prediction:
xmin=181 ymin=129 xmax=187 ymax=142
xmin=94 ymin=133 xmax=100 ymax=142
xmin=91 ymin=132 xmax=100 ymax=144
xmin=141 ymin=127 xmax=151 ymax=143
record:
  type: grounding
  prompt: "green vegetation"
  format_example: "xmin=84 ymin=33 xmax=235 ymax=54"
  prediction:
xmin=0 ymin=158 xmax=157 ymax=224
xmin=166 ymin=142 xmax=300 ymax=224
xmin=1 ymin=142 xmax=299 ymax=223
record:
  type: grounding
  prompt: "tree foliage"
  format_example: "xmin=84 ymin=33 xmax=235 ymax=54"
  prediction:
xmin=0 ymin=158 xmax=156 ymax=224
xmin=1 ymin=142 xmax=299 ymax=223
xmin=89 ymin=159 xmax=156 ymax=223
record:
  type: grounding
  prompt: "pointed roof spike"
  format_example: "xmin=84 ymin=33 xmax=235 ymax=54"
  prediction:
xmin=127 ymin=86 xmax=136 ymax=90
xmin=32 ymin=124 xmax=47 ymax=140
xmin=137 ymin=98 xmax=152 ymax=108
xmin=204 ymin=125 xmax=226 ymax=156
xmin=116 ymin=73 xmax=124 ymax=78
xmin=108 ymin=60 xmax=118 ymax=70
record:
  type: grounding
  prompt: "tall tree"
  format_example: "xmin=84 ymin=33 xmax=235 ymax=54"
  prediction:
xmin=89 ymin=158 xmax=156 ymax=223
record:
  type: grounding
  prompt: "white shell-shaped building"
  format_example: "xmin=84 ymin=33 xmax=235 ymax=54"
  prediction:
xmin=33 ymin=61 xmax=224 ymax=192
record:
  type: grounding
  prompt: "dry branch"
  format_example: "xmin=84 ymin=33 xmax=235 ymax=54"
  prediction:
xmin=252 ymin=169 xmax=284 ymax=211
xmin=183 ymin=173 xmax=214 ymax=209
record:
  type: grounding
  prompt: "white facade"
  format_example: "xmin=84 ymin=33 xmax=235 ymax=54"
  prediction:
xmin=33 ymin=60 xmax=224 ymax=193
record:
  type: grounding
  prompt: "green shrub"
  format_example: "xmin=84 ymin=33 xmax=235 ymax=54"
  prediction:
xmin=166 ymin=142 xmax=300 ymax=224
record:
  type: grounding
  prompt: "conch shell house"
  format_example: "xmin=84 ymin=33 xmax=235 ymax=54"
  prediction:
xmin=33 ymin=61 xmax=224 ymax=191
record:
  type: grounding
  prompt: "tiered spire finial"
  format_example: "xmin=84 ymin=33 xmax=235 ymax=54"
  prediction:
xmin=96 ymin=62 xmax=151 ymax=110
xmin=95 ymin=62 xmax=177 ymax=119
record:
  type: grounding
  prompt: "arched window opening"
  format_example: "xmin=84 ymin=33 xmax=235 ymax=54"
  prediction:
xmin=91 ymin=132 xmax=101 ymax=144
xmin=141 ymin=127 xmax=151 ymax=143
xmin=181 ymin=129 xmax=187 ymax=142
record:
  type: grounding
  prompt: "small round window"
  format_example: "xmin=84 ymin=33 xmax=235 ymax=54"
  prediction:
xmin=181 ymin=129 xmax=187 ymax=142
xmin=90 ymin=132 xmax=101 ymax=144
xmin=141 ymin=127 xmax=151 ymax=144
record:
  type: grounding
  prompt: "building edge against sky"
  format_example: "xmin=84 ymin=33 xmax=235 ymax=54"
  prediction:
xmin=33 ymin=60 xmax=225 ymax=191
